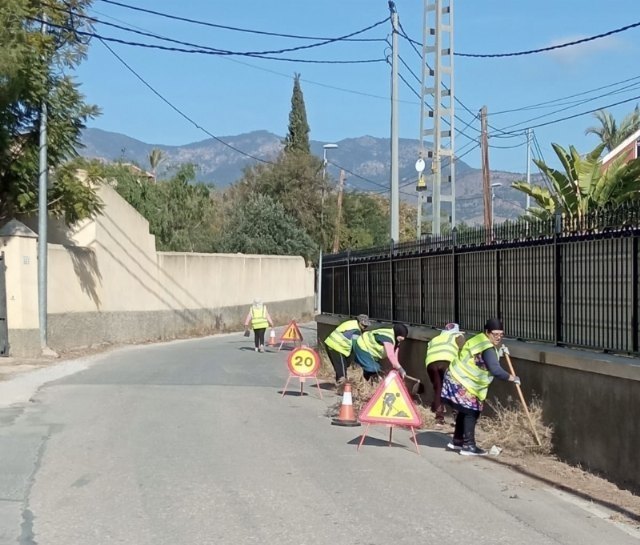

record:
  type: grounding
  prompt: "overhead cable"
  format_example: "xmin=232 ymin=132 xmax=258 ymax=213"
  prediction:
xmin=96 ymin=0 xmax=386 ymax=42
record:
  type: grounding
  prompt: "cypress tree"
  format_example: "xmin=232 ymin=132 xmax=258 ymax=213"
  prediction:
xmin=284 ymin=73 xmax=310 ymax=154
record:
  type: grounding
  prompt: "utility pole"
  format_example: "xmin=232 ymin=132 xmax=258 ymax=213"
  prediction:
xmin=422 ymin=0 xmax=455 ymax=236
xmin=526 ymin=128 xmax=532 ymax=212
xmin=389 ymin=1 xmax=400 ymax=243
xmin=38 ymin=14 xmax=52 ymax=354
xmin=332 ymin=169 xmax=346 ymax=253
xmin=317 ymin=143 xmax=338 ymax=314
xmin=480 ymin=106 xmax=491 ymax=231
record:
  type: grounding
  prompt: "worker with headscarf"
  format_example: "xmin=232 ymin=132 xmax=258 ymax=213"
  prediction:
xmin=353 ymin=323 xmax=409 ymax=381
xmin=244 ymin=299 xmax=274 ymax=353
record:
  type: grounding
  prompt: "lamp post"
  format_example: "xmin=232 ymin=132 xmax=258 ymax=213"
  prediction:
xmin=491 ymin=182 xmax=502 ymax=232
xmin=318 ymin=143 xmax=338 ymax=314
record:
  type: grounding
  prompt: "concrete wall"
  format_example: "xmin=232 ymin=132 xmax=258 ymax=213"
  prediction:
xmin=1 ymin=184 xmax=314 ymax=356
xmin=316 ymin=314 xmax=640 ymax=494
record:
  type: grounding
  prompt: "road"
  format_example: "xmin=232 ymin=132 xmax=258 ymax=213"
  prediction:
xmin=0 ymin=325 xmax=638 ymax=545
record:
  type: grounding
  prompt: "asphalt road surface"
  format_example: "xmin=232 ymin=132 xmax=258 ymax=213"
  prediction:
xmin=0 ymin=325 xmax=638 ymax=544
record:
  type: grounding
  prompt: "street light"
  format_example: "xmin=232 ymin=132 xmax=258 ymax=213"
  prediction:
xmin=318 ymin=143 xmax=338 ymax=314
xmin=491 ymin=182 xmax=502 ymax=231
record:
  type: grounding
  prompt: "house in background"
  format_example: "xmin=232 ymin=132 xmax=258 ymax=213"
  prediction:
xmin=601 ymin=128 xmax=640 ymax=170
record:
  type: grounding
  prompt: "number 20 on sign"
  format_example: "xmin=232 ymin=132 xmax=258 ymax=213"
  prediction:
xmin=281 ymin=347 xmax=323 ymax=399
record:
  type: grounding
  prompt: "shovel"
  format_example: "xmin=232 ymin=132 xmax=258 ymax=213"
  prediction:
xmin=501 ymin=345 xmax=543 ymax=447
xmin=404 ymin=374 xmax=422 ymax=396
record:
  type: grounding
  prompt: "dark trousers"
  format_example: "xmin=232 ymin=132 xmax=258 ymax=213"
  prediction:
xmin=327 ymin=348 xmax=349 ymax=381
xmin=427 ymin=360 xmax=449 ymax=422
xmin=253 ymin=328 xmax=266 ymax=348
xmin=448 ymin=403 xmax=481 ymax=447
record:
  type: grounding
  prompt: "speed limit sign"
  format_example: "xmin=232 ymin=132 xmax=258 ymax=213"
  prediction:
xmin=287 ymin=346 xmax=320 ymax=377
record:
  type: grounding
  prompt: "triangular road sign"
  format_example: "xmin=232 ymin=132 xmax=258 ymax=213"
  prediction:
xmin=280 ymin=320 xmax=303 ymax=342
xmin=359 ymin=371 xmax=422 ymax=427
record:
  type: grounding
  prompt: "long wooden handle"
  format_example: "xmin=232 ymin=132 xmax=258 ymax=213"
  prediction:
xmin=503 ymin=352 xmax=543 ymax=446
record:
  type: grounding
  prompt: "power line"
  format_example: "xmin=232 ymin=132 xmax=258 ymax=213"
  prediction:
xmin=456 ymin=20 xmax=640 ymax=58
xmin=327 ymin=160 xmax=390 ymax=191
xmin=496 ymin=81 xmax=640 ymax=132
xmin=47 ymin=4 xmax=390 ymax=58
xmin=85 ymin=6 xmax=414 ymax=105
xmin=32 ymin=18 xmax=387 ymax=64
xmin=96 ymin=0 xmax=386 ymax=42
xmin=98 ymin=39 xmax=274 ymax=165
xmin=499 ymin=93 xmax=640 ymax=133
xmin=491 ymin=73 xmax=640 ymax=116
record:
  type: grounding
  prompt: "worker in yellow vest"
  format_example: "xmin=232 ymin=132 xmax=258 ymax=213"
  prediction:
xmin=244 ymin=299 xmax=274 ymax=353
xmin=353 ymin=324 xmax=409 ymax=381
xmin=442 ymin=318 xmax=520 ymax=456
xmin=323 ymin=314 xmax=370 ymax=391
xmin=425 ymin=323 xmax=465 ymax=428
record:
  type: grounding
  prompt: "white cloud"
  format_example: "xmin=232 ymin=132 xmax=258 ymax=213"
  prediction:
xmin=546 ymin=35 xmax=624 ymax=64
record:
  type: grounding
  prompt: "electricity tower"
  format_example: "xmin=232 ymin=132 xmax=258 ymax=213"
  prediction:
xmin=419 ymin=0 xmax=455 ymax=235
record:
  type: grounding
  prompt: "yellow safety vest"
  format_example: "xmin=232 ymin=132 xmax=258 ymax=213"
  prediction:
xmin=425 ymin=332 xmax=460 ymax=366
xmin=324 ymin=319 xmax=360 ymax=357
xmin=355 ymin=328 xmax=395 ymax=361
xmin=447 ymin=333 xmax=496 ymax=401
xmin=250 ymin=305 xmax=269 ymax=329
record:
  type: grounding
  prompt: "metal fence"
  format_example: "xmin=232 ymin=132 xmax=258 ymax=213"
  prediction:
xmin=321 ymin=206 xmax=640 ymax=354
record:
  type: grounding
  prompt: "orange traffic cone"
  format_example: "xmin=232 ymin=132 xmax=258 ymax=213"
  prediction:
xmin=268 ymin=328 xmax=276 ymax=347
xmin=331 ymin=383 xmax=361 ymax=427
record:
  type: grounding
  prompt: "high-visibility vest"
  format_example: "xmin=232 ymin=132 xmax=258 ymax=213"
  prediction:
xmin=324 ymin=319 xmax=360 ymax=357
xmin=250 ymin=305 xmax=269 ymax=329
xmin=355 ymin=328 xmax=395 ymax=361
xmin=447 ymin=333 xmax=496 ymax=401
xmin=425 ymin=332 xmax=460 ymax=366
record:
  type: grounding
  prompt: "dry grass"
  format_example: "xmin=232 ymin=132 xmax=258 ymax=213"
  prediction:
xmin=480 ymin=397 xmax=553 ymax=456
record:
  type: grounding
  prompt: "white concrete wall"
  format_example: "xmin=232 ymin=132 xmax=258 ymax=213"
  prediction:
xmin=3 ymin=184 xmax=315 ymax=356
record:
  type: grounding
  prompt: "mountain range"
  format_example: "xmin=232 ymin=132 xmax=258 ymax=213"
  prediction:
xmin=78 ymin=127 xmax=534 ymax=225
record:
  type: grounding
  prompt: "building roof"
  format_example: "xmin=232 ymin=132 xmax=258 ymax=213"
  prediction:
xmin=601 ymin=128 xmax=640 ymax=166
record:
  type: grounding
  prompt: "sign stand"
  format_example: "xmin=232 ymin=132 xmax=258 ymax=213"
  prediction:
xmin=357 ymin=370 xmax=422 ymax=454
xmin=280 ymin=346 xmax=323 ymax=399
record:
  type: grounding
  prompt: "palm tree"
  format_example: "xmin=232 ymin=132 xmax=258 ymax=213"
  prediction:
xmin=148 ymin=149 xmax=166 ymax=181
xmin=512 ymin=142 xmax=640 ymax=221
xmin=585 ymin=106 xmax=640 ymax=152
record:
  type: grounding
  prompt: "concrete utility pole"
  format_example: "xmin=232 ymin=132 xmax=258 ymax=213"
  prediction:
xmin=480 ymin=106 xmax=491 ymax=231
xmin=317 ymin=143 xmax=337 ymax=314
xmin=422 ymin=0 xmax=455 ymax=236
xmin=332 ymin=169 xmax=346 ymax=253
xmin=389 ymin=1 xmax=400 ymax=243
xmin=526 ymin=128 xmax=532 ymax=212
xmin=38 ymin=14 xmax=51 ymax=353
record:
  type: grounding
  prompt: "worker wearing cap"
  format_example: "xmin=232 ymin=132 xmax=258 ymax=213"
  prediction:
xmin=353 ymin=323 xmax=409 ymax=382
xmin=442 ymin=318 xmax=521 ymax=456
xmin=324 ymin=314 xmax=370 ymax=391
xmin=425 ymin=323 xmax=465 ymax=428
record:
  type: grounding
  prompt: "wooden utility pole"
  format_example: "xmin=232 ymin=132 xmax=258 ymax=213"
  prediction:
xmin=332 ymin=170 xmax=346 ymax=253
xmin=480 ymin=106 xmax=491 ymax=231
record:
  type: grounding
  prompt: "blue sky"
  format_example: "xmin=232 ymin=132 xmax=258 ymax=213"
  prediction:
xmin=75 ymin=0 xmax=640 ymax=174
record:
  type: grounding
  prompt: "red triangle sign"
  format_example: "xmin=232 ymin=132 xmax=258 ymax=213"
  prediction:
xmin=359 ymin=371 xmax=422 ymax=427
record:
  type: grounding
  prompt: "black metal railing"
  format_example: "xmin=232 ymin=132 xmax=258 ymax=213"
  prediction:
xmin=321 ymin=205 xmax=640 ymax=354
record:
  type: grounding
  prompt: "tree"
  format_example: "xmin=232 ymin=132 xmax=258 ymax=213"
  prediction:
xmin=219 ymin=193 xmax=317 ymax=260
xmin=585 ymin=106 xmax=640 ymax=152
xmin=232 ymin=151 xmax=326 ymax=248
xmin=0 ymin=0 xmax=102 ymax=226
xmin=283 ymin=74 xmax=310 ymax=155
xmin=148 ymin=148 xmax=166 ymax=181
xmin=512 ymin=142 xmax=640 ymax=221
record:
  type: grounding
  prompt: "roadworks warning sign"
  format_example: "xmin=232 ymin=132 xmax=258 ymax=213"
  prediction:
xmin=359 ymin=370 xmax=421 ymax=427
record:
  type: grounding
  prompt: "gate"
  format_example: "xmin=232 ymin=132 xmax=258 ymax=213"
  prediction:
xmin=0 ymin=252 xmax=8 ymax=356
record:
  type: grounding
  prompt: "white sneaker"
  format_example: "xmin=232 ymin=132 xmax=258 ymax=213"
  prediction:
xmin=254 ymin=347 xmax=259 ymax=352
xmin=446 ymin=442 xmax=462 ymax=451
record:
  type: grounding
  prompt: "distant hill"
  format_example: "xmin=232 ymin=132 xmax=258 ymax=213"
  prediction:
xmin=78 ymin=127 xmax=534 ymax=224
